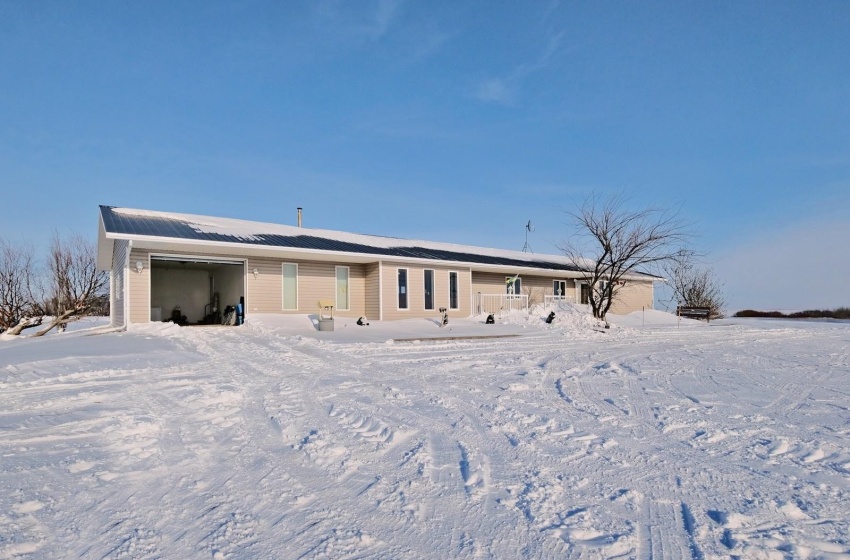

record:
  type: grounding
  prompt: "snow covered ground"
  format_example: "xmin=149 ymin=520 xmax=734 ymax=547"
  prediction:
xmin=1 ymin=306 xmax=849 ymax=559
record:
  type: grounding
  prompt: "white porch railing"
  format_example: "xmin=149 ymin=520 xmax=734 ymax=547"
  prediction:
xmin=544 ymin=295 xmax=570 ymax=306
xmin=475 ymin=293 xmax=528 ymax=314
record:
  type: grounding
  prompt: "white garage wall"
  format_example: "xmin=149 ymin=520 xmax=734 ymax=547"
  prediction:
xmin=151 ymin=269 xmax=210 ymax=323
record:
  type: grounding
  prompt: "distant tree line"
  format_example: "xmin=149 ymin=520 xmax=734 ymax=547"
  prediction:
xmin=734 ymin=308 xmax=850 ymax=320
xmin=0 ymin=233 xmax=107 ymax=336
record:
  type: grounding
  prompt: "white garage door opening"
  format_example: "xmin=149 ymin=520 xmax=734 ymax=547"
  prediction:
xmin=149 ymin=256 xmax=245 ymax=325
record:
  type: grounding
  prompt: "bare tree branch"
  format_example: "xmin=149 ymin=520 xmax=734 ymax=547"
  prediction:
xmin=32 ymin=233 xmax=108 ymax=337
xmin=0 ymin=237 xmax=45 ymax=335
xmin=663 ymin=250 xmax=726 ymax=319
xmin=558 ymin=193 xmax=692 ymax=321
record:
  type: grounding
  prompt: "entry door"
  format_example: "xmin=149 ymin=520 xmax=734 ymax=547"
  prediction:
xmin=581 ymin=283 xmax=591 ymax=304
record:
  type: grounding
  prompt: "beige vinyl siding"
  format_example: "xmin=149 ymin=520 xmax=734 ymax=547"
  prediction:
xmin=471 ymin=271 xmax=508 ymax=300
xmin=127 ymin=249 xmax=367 ymax=320
xmin=122 ymin=244 xmax=651 ymax=322
xmin=472 ymin=273 xmax=576 ymax=300
xmin=520 ymin=275 xmax=574 ymax=306
xmin=246 ymin=257 xmax=283 ymax=312
xmin=381 ymin=262 xmax=470 ymax=320
xmin=609 ymin=280 xmax=654 ymax=315
xmin=128 ymin=248 xmax=150 ymax=324
xmin=472 ymin=272 xmax=579 ymax=313
xmin=365 ymin=263 xmax=380 ymax=321
xmin=129 ymin=249 xmax=247 ymax=324
xmin=246 ymin=258 xmax=366 ymax=317
xmin=110 ymin=239 xmax=129 ymax=328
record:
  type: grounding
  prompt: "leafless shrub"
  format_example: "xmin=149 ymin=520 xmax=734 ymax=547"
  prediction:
xmin=31 ymin=233 xmax=108 ymax=337
xmin=522 ymin=286 xmax=545 ymax=307
xmin=664 ymin=250 xmax=726 ymax=319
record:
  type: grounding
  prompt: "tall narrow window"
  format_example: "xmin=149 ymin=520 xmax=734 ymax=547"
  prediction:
xmin=336 ymin=266 xmax=349 ymax=310
xmin=449 ymin=271 xmax=459 ymax=309
xmin=398 ymin=268 xmax=408 ymax=309
xmin=424 ymin=269 xmax=434 ymax=310
xmin=282 ymin=263 xmax=298 ymax=310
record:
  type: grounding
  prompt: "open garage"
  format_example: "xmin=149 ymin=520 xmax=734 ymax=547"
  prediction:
xmin=149 ymin=256 xmax=245 ymax=325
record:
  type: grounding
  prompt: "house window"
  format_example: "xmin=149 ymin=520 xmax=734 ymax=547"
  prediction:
xmin=424 ymin=269 xmax=434 ymax=310
xmin=398 ymin=268 xmax=408 ymax=309
xmin=553 ymin=280 xmax=567 ymax=299
xmin=449 ymin=271 xmax=459 ymax=309
xmin=506 ymin=276 xmax=522 ymax=296
xmin=282 ymin=263 xmax=298 ymax=310
xmin=336 ymin=266 xmax=349 ymax=311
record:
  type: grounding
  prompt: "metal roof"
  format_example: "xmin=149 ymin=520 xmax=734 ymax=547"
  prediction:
xmin=100 ymin=205 xmax=657 ymax=277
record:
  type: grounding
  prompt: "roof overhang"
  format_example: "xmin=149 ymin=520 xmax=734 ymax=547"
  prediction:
xmin=101 ymin=231 xmax=656 ymax=281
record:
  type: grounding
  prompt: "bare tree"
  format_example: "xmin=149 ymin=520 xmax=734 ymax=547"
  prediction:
xmin=32 ymin=233 xmax=108 ymax=337
xmin=559 ymin=193 xmax=691 ymax=321
xmin=0 ymin=238 xmax=45 ymax=335
xmin=663 ymin=250 xmax=726 ymax=319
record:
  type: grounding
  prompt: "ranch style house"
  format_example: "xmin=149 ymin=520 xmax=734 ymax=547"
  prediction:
xmin=96 ymin=206 xmax=658 ymax=328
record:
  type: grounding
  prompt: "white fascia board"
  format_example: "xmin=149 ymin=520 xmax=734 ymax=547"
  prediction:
xmin=103 ymin=232 xmax=659 ymax=281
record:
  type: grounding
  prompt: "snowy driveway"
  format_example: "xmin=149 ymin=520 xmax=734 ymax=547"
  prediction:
xmin=1 ymin=318 xmax=849 ymax=558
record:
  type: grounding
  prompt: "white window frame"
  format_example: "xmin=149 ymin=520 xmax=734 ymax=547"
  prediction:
xmin=506 ymin=276 xmax=522 ymax=296
xmin=448 ymin=270 xmax=459 ymax=310
xmin=423 ymin=269 xmax=435 ymax=311
xmin=397 ymin=267 xmax=409 ymax=310
xmin=335 ymin=266 xmax=350 ymax=311
xmin=281 ymin=262 xmax=298 ymax=310
xmin=553 ymin=280 xmax=567 ymax=298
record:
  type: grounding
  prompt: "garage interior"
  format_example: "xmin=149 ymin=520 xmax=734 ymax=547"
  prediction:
xmin=149 ymin=257 xmax=245 ymax=325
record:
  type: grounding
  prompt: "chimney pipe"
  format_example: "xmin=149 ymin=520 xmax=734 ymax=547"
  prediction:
xmin=297 ymin=207 xmax=302 ymax=228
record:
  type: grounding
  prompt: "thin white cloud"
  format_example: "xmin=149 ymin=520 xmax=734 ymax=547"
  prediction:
xmin=371 ymin=0 xmax=402 ymax=39
xmin=474 ymin=31 xmax=565 ymax=106
xmin=475 ymin=79 xmax=515 ymax=105
xmin=312 ymin=0 xmax=403 ymax=42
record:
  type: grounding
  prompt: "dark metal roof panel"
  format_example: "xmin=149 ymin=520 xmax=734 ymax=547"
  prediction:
xmin=98 ymin=205 xmax=597 ymax=274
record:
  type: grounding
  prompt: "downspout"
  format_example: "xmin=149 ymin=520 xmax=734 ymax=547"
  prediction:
xmin=468 ymin=268 xmax=473 ymax=317
xmin=378 ymin=261 xmax=383 ymax=321
xmin=124 ymin=240 xmax=132 ymax=330
xmin=109 ymin=270 xmax=115 ymax=327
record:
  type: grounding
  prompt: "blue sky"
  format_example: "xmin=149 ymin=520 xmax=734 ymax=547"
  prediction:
xmin=2 ymin=1 xmax=848 ymax=311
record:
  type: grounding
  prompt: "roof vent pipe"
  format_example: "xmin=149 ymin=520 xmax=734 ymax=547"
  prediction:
xmin=297 ymin=207 xmax=302 ymax=228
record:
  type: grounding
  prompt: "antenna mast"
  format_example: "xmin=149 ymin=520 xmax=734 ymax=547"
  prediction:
xmin=522 ymin=220 xmax=534 ymax=253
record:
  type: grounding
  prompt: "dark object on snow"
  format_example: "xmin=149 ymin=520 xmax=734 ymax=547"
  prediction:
xmin=222 ymin=305 xmax=236 ymax=325
xmin=170 ymin=307 xmax=187 ymax=326
xmin=677 ymin=306 xmax=711 ymax=322
xmin=439 ymin=307 xmax=448 ymax=327
xmin=357 ymin=316 xmax=370 ymax=326
xmin=485 ymin=314 xmax=495 ymax=324
xmin=545 ymin=311 xmax=556 ymax=324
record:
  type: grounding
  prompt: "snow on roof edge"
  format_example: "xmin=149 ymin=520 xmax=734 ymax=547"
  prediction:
xmin=103 ymin=206 xmax=661 ymax=280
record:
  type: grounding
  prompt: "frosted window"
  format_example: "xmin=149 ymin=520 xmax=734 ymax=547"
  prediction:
xmin=282 ymin=264 xmax=297 ymax=310
xmin=336 ymin=267 xmax=349 ymax=310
